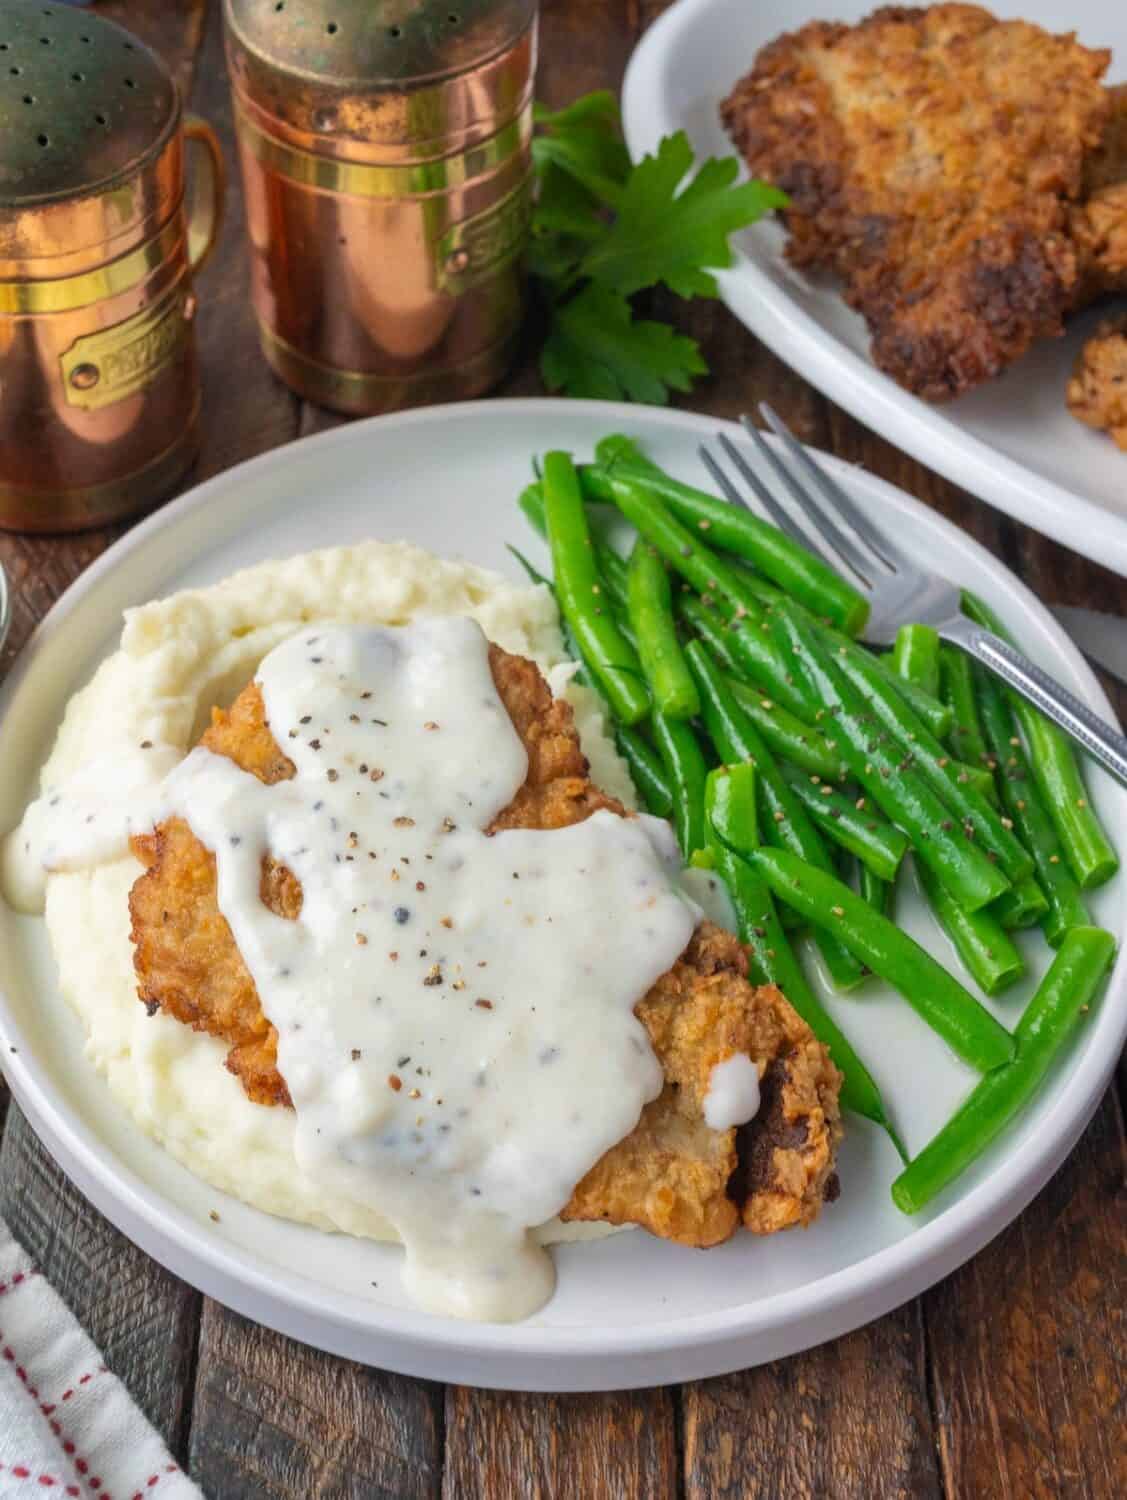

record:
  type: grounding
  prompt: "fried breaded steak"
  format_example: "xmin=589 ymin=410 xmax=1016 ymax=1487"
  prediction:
xmin=129 ymin=644 xmax=842 ymax=1246
xmin=720 ymin=5 xmax=1112 ymax=401
xmin=1067 ymin=317 xmax=1127 ymax=450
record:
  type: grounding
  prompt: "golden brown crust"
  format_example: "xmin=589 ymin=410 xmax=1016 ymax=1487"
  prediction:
xmin=563 ymin=925 xmax=842 ymax=1243
xmin=720 ymin=5 xmax=1111 ymax=401
xmin=1067 ymin=316 xmax=1127 ymax=450
xmin=129 ymin=641 xmax=842 ymax=1244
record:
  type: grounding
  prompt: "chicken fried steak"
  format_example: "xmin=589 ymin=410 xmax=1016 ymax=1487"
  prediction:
xmin=721 ymin=5 xmax=1114 ymax=401
xmin=130 ymin=643 xmax=842 ymax=1247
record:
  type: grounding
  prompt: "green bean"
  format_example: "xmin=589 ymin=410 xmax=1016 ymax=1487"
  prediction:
xmin=727 ymin=679 xmax=847 ymax=782
xmin=520 ymin=480 xmax=629 ymax=609
xmin=892 ymin=927 xmax=1116 ymax=1213
xmin=781 ymin=765 xmax=909 ymax=881
xmin=858 ymin=860 xmax=894 ymax=919
xmin=768 ymin=599 xmax=1011 ymax=912
xmin=585 ymin=437 xmax=870 ymax=636
xmin=948 ymin=759 xmax=999 ymax=806
xmin=893 ymin=624 xmax=941 ymax=700
xmin=626 ymin=541 xmax=700 ymax=720
xmin=705 ymin=761 xmax=760 ymax=849
xmin=689 ymin=595 xmax=815 ymax=720
xmin=988 ymin=876 xmax=1048 ymax=932
xmin=974 ymin=661 xmax=1090 ymax=945
xmin=749 ymin=847 xmax=1016 ymax=1072
xmin=745 ymin=576 xmax=953 ymax=739
xmin=675 ymin=594 xmax=846 ymax=775
xmin=676 ymin=591 xmax=740 ymax=673
xmin=591 ymin=469 xmax=822 ymax=720
xmin=962 ymin=592 xmax=1118 ymax=889
xmin=940 ymin=645 xmax=991 ymax=771
xmin=651 ymin=711 xmax=708 ymax=859
xmin=615 ymin=726 xmax=673 ymax=819
xmin=703 ymin=770 xmax=906 ymax=1155
xmin=542 ymin=452 xmax=649 ymax=725
xmin=915 ymin=857 xmax=1024 ymax=997
xmin=800 ymin=615 xmax=1033 ymax=885
xmin=686 ymin=641 xmax=865 ymax=989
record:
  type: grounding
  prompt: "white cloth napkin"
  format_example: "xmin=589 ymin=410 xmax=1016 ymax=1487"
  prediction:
xmin=0 ymin=1219 xmax=203 ymax=1500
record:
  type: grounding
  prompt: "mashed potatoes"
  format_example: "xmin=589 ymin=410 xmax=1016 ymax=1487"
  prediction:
xmin=7 ymin=542 xmax=638 ymax=1245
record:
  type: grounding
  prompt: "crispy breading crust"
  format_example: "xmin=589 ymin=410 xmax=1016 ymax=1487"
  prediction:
xmin=1067 ymin=317 xmax=1127 ymax=450
xmin=129 ymin=644 xmax=842 ymax=1244
xmin=720 ymin=5 xmax=1111 ymax=401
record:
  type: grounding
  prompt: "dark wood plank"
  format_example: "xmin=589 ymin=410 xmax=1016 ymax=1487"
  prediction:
xmin=0 ymin=1106 xmax=201 ymax=1456
xmin=924 ymin=1089 xmax=1127 ymax=1500
xmin=681 ymin=1305 xmax=942 ymax=1500
xmin=188 ymin=1301 xmax=442 ymax=1500
xmin=443 ymin=1386 xmax=678 ymax=1500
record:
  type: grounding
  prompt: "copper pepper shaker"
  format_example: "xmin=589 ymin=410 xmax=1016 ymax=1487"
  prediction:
xmin=223 ymin=0 xmax=537 ymax=415
xmin=0 ymin=2 xmax=224 ymax=533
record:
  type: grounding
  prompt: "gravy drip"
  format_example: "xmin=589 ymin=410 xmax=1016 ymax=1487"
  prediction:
xmin=143 ymin=617 xmax=695 ymax=1320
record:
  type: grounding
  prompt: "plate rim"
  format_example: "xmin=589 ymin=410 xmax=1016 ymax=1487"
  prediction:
xmin=620 ymin=0 xmax=1127 ymax=576
xmin=1 ymin=396 xmax=1123 ymax=1388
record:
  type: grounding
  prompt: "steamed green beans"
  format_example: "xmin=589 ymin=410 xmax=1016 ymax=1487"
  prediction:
xmin=677 ymin=591 xmax=815 ymax=720
xmin=703 ymin=768 xmax=906 ymax=1155
xmin=626 ymin=541 xmax=700 ymax=720
xmin=974 ymin=662 xmax=1090 ymax=945
xmin=893 ymin=624 xmax=941 ymax=700
xmin=586 ymin=436 xmax=870 ymax=636
xmin=687 ymin=641 xmax=865 ymax=989
xmin=770 ymin=598 xmax=1012 ymax=912
xmin=727 ymin=679 xmax=847 ymax=782
xmin=802 ymin=618 xmax=1033 ymax=885
xmin=651 ymin=711 xmax=708 ymax=859
xmin=615 ymin=726 xmax=673 ymax=819
xmin=542 ymin=453 xmax=649 ymax=724
xmin=962 ymin=592 xmax=1118 ymax=889
xmin=989 ymin=876 xmax=1049 ymax=932
xmin=940 ymin=645 xmax=990 ymax=769
xmin=781 ymin=766 xmax=909 ymax=882
xmin=915 ymin=858 xmax=1024 ymax=997
xmin=749 ymin=847 xmax=1016 ymax=1072
xmin=742 ymin=575 xmax=952 ymax=738
xmin=858 ymin=860 xmax=894 ymax=919
xmin=892 ymin=927 xmax=1115 ymax=1213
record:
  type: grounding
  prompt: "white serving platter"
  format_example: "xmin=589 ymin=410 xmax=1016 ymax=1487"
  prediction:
xmin=0 ymin=399 xmax=1122 ymax=1390
xmin=621 ymin=0 xmax=1127 ymax=573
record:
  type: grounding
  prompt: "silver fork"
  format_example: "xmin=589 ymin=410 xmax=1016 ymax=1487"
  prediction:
xmin=699 ymin=403 xmax=1127 ymax=788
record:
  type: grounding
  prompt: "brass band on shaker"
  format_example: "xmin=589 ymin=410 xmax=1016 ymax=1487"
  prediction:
xmin=0 ymin=3 xmax=224 ymax=534
xmin=223 ymin=0 xmax=538 ymax=416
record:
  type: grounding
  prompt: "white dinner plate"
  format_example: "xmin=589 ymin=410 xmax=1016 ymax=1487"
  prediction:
xmin=0 ymin=399 xmax=1123 ymax=1391
xmin=621 ymin=0 xmax=1127 ymax=573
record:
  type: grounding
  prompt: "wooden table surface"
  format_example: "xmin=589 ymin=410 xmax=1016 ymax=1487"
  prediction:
xmin=2 ymin=2 xmax=1126 ymax=1495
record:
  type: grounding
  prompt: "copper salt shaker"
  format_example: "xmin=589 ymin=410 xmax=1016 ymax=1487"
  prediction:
xmin=224 ymin=0 xmax=537 ymax=415
xmin=0 ymin=2 xmax=224 ymax=533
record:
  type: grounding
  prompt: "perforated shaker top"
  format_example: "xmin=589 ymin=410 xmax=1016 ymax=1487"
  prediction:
xmin=0 ymin=0 xmax=178 ymax=207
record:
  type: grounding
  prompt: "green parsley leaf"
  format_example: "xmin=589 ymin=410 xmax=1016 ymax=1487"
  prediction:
xmin=539 ymin=284 xmax=707 ymax=404
xmin=579 ymin=130 xmax=787 ymax=299
xmin=531 ymin=91 xmax=631 ymax=208
xmin=528 ymin=91 xmax=785 ymax=403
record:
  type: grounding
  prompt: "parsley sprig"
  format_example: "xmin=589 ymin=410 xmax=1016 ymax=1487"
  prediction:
xmin=530 ymin=92 xmax=785 ymax=403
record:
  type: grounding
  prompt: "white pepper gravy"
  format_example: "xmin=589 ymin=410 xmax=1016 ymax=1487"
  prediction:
xmin=12 ymin=617 xmax=697 ymax=1320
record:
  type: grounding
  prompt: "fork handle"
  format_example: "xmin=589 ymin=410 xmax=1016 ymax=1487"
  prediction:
xmin=943 ymin=621 xmax=1127 ymax=788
